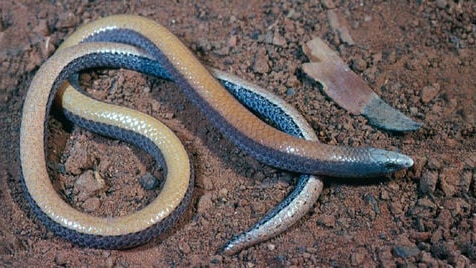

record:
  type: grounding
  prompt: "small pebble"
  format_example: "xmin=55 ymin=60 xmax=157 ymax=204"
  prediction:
xmin=64 ymin=142 xmax=95 ymax=175
xmin=251 ymin=202 xmax=266 ymax=214
xmin=416 ymin=198 xmax=437 ymax=209
xmin=351 ymin=56 xmax=367 ymax=72
xmin=82 ymin=197 xmax=100 ymax=212
xmin=317 ymin=215 xmax=336 ymax=228
xmin=105 ymin=257 xmax=115 ymax=268
xmin=140 ymin=173 xmax=160 ymax=190
xmin=436 ymin=0 xmax=447 ymax=9
xmin=427 ymin=157 xmax=442 ymax=169
xmin=377 ymin=247 xmax=394 ymax=265
xmin=198 ymin=175 xmax=214 ymax=190
xmin=386 ymin=50 xmax=397 ymax=64
xmin=267 ymin=243 xmax=276 ymax=251
xmin=364 ymin=194 xmax=380 ymax=214
xmin=439 ymin=167 xmax=459 ymax=196
xmin=55 ymin=251 xmax=69 ymax=266
xmin=419 ymin=171 xmax=438 ymax=194
xmin=372 ymin=52 xmax=382 ymax=64
xmin=351 ymin=247 xmax=367 ymax=265
xmin=227 ymin=35 xmax=237 ymax=47
xmin=163 ymin=112 xmax=175 ymax=119
xmin=272 ymin=30 xmax=287 ymax=47
xmin=285 ymin=88 xmax=295 ymax=96
xmin=412 ymin=156 xmax=427 ymax=178
xmin=380 ymin=190 xmax=389 ymax=200
xmin=197 ymin=192 xmax=213 ymax=213
xmin=420 ymin=251 xmax=439 ymax=266
xmin=35 ymin=19 xmax=50 ymax=36
xmin=55 ymin=12 xmax=77 ymax=29
xmin=320 ymin=0 xmax=336 ymax=9
xmin=253 ymin=48 xmax=270 ymax=74
xmin=421 ymin=84 xmax=440 ymax=103
xmin=392 ymin=245 xmax=420 ymax=258
xmin=218 ymin=188 xmax=228 ymax=198
xmin=179 ymin=240 xmax=192 ymax=254
xmin=463 ymin=154 xmax=476 ymax=169
xmin=410 ymin=232 xmax=431 ymax=242
xmin=460 ymin=170 xmax=472 ymax=194
xmin=210 ymin=255 xmax=223 ymax=264
xmin=74 ymin=170 xmax=106 ymax=201
xmin=430 ymin=241 xmax=451 ymax=260
xmin=417 ymin=242 xmax=431 ymax=251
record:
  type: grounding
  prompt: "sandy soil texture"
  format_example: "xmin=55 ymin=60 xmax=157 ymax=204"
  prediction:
xmin=0 ymin=1 xmax=475 ymax=266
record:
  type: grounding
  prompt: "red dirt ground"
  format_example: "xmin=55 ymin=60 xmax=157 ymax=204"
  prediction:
xmin=1 ymin=1 xmax=475 ymax=266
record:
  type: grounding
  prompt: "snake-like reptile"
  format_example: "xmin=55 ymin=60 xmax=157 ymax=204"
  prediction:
xmin=20 ymin=15 xmax=413 ymax=254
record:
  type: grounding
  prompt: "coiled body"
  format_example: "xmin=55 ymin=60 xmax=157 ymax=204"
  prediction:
xmin=20 ymin=15 xmax=413 ymax=253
